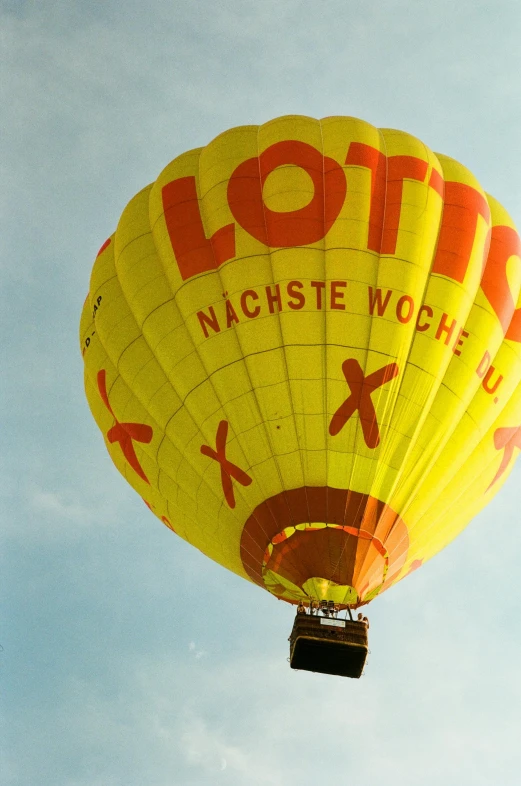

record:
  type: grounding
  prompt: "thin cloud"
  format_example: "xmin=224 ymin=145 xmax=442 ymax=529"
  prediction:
xmin=30 ymin=488 xmax=91 ymax=520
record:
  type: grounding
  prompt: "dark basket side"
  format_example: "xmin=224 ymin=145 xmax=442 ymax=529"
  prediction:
xmin=289 ymin=614 xmax=368 ymax=679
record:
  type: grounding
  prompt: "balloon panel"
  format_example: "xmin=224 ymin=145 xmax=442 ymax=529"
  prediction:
xmin=80 ymin=116 xmax=521 ymax=607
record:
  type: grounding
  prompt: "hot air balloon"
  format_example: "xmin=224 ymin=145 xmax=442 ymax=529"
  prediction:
xmin=80 ymin=115 xmax=521 ymax=677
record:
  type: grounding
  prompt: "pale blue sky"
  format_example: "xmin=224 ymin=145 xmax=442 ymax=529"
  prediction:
xmin=2 ymin=1 xmax=521 ymax=784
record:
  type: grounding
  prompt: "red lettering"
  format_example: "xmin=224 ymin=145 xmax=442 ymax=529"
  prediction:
xmin=347 ymin=143 xmax=494 ymax=281
xmin=266 ymin=284 xmax=282 ymax=313
xmin=331 ymin=281 xmax=347 ymax=310
xmin=416 ymin=304 xmax=433 ymax=332
xmin=345 ymin=143 xmax=428 ymax=254
xmin=241 ymin=289 xmax=260 ymax=318
xmin=476 ymin=351 xmax=491 ymax=379
xmin=452 ymin=328 xmax=469 ymax=356
xmin=368 ymin=287 xmax=393 ymax=317
xmin=435 ymin=313 xmax=458 ymax=346
xmin=431 ymin=182 xmax=491 ymax=284
xmin=482 ymin=367 xmax=503 ymax=395
xmin=287 ymin=280 xmax=305 ymax=310
xmin=225 ymin=298 xmax=239 ymax=328
xmin=227 ymin=140 xmax=346 ymax=247
xmin=345 ymin=142 xmax=386 ymax=253
xmin=381 ymin=156 xmax=429 ymax=255
xmin=480 ymin=225 xmax=521 ymax=342
xmin=428 ymin=168 xmax=444 ymax=198
xmin=311 ymin=281 xmax=326 ymax=309
xmin=396 ymin=295 xmax=415 ymax=324
xmin=162 ymin=177 xmax=236 ymax=281
xmin=197 ymin=306 xmax=221 ymax=338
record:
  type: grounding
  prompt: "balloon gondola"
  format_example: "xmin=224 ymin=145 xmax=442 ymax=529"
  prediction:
xmin=80 ymin=115 xmax=521 ymax=678
xmin=289 ymin=603 xmax=369 ymax=678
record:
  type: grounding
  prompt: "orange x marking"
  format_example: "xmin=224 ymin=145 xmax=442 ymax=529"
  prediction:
xmin=329 ymin=358 xmax=399 ymax=447
xmin=201 ymin=420 xmax=252 ymax=508
xmin=487 ymin=424 xmax=521 ymax=490
xmin=97 ymin=369 xmax=153 ymax=484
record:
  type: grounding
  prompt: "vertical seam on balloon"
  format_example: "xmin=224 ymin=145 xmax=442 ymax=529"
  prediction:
xmin=325 ymin=121 xmax=375 ymax=603
xmin=186 ymin=139 xmax=284 ymax=554
xmin=361 ymin=129 xmax=398 ymax=507
xmin=372 ymin=147 xmax=447 ymax=512
xmin=387 ymin=162 xmax=495 ymax=554
xmin=397 ymin=404 xmax=519 ymax=572
xmin=297 ymin=117 xmax=334 ymax=592
xmin=253 ymin=118 xmax=314 ymax=589
xmin=360 ymin=139 xmax=452 ymax=591
xmin=376 ymin=177 xmax=518 ymax=577
xmin=180 ymin=124 xmax=304 ymax=586
xmin=329 ymin=124 xmax=390 ymax=602
xmin=319 ymin=117 xmax=333 ymax=585
xmin=397 ymin=328 xmax=520 ymax=560
xmin=347 ymin=126 xmax=388 ymax=519
xmin=349 ymin=135 xmax=443 ymax=595
xmin=360 ymin=139 xmax=446 ymax=578
xmin=234 ymin=151 xmax=313 ymax=588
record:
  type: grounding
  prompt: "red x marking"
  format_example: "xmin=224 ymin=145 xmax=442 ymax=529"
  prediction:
xmin=329 ymin=358 xmax=399 ymax=447
xmin=97 ymin=369 xmax=153 ymax=484
xmin=487 ymin=424 xmax=521 ymax=490
xmin=200 ymin=420 xmax=252 ymax=508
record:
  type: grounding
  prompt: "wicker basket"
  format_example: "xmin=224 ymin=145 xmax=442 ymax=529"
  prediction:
xmin=289 ymin=613 xmax=368 ymax=678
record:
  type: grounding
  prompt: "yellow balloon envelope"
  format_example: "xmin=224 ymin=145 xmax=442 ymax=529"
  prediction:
xmin=80 ymin=115 xmax=521 ymax=608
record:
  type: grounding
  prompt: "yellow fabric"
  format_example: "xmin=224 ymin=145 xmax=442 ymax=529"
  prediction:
xmin=80 ymin=115 xmax=521 ymax=607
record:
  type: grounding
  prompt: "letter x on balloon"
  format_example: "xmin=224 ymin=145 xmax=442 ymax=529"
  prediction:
xmin=97 ymin=370 xmax=153 ymax=484
xmin=329 ymin=359 xmax=400 ymax=447
xmin=201 ymin=420 xmax=252 ymax=508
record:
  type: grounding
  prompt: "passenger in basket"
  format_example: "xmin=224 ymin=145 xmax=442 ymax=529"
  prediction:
xmin=357 ymin=613 xmax=370 ymax=628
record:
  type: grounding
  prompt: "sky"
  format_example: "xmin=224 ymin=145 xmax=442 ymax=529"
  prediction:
xmin=2 ymin=0 xmax=521 ymax=784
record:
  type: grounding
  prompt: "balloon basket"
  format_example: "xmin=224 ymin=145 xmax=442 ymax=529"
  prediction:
xmin=289 ymin=612 xmax=368 ymax=679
